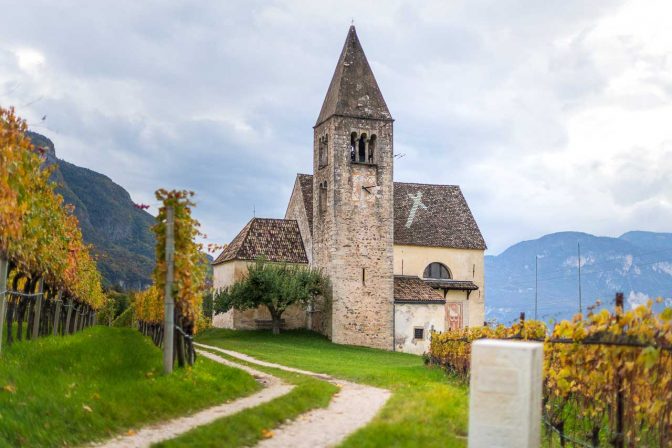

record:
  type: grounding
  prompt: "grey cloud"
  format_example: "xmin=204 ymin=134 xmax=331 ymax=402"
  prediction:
xmin=0 ymin=0 xmax=668 ymax=254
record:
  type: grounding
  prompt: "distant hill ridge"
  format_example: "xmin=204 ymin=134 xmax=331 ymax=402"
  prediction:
xmin=27 ymin=131 xmax=155 ymax=289
xmin=486 ymin=230 xmax=672 ymax=324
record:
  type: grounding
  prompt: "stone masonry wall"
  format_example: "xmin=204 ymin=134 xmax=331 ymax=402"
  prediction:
xmin=313 ymin=116 xmax=394 ymax=350
xmin=285 ymin=177 xmax=313 ymax=265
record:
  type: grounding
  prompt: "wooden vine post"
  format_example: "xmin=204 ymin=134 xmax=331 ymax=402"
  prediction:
xmin=73 ymin=305 xmax=79 ymax=333
xmin=0 ymin=257 xmax=8 ymax=354
xmin=53 ymin=291 xmax=62 ymax=336
xmin=614 ymin=292 xmax=625 ymax=448
xmin=65 ymin=298 xmax=73 ymax=334
xmin=32 ymin=278 xmax=44 ymax=339
xmin=163 ymin=204 xmax=176 ymax=374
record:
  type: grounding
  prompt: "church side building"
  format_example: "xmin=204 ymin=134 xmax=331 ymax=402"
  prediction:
xmin=213 ymin=26 xmax=486 ymax=355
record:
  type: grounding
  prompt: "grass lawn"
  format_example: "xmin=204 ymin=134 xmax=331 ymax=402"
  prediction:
xmin=155 ymin=360 xmax=338 ymax=448
xmin=196 ymin=328 xmax=469 ymax=448
xmin=0 ymin=326 xmax=260 ymax=447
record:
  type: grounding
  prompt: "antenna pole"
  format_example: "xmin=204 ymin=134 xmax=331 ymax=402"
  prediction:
xmin=534 ymin=255 xmax=538 ymax=320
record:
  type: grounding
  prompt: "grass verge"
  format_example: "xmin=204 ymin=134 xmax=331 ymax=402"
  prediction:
xmin=154 ymin=350 xmax=338 ymax=448
xmin=196 ymin=329 xmax=468 ymax=447
xmin=0 ymin=326 xmax=260 ymax=447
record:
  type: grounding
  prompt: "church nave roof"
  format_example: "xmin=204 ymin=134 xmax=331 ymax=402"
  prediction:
xmin=213 ymin=218 xmax=308 ymax=265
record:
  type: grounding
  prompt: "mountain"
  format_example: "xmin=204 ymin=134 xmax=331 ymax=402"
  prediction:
xmin=28 ymin=132 xmax=155 ymax=289
xmin=486 ymin=231 xmax=672 ymax=324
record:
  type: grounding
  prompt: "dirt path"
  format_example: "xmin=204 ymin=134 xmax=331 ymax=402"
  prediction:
xmin=90 ymin=350 xmax=293 ymax=448
xmin=194 ymin=342 xmax=391 ymax=448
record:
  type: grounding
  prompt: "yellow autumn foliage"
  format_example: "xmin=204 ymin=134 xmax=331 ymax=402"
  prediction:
xmin=430 ymin=300 xmax=672 ymax=445
xmin=0 ymin=106 xmax=104 ymax=308
xmin=134 ymin=190 xmax=206 ymax=333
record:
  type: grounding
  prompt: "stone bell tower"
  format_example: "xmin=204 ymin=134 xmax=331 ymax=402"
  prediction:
xmin=312 ymin=25 xmax=394 ymax=350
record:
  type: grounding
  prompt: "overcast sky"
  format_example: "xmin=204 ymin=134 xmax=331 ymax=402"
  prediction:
xmin=1 ymin=0 xmax=671 ymax=254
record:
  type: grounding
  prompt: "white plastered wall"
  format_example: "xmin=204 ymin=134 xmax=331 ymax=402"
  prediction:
xmin=394 ymin=303 xmax=445 ymax=355
xmin=394 ymin=244 xmax=485 ymax=329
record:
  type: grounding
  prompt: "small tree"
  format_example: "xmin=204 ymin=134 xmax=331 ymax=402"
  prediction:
xmin=214 ymin=259 xmax=329 ymax=335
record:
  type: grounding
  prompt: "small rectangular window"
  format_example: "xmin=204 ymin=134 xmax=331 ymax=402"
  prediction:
xmin=414 ymin=327 xmax=424 ymax=340
xmin=362 ymin=267 xmax=366 ymax=285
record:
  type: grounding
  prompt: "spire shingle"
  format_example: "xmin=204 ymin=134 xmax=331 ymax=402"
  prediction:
xmin=315 ymin=26 xmax=392 ymax=126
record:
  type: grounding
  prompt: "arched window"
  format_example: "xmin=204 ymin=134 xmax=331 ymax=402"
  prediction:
xmin=318 ymin=135 xmax=328 ymax=168
xmin=368 ymin=134 xmax=376 ymax=163
xmin=358 ymin=133 xmax=367 ymax=163
xmin=350 ymin=132 xmax=357 ymax=161
xmin=423 ymin=262 xmax=451 ymax=280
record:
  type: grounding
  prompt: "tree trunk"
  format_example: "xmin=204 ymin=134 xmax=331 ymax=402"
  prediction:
xmin=269 ymin=307 xmax=282 ymax=335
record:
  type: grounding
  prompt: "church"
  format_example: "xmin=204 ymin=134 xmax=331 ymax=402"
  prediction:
xmin=212 ymin=26 xmax=486 ymax=354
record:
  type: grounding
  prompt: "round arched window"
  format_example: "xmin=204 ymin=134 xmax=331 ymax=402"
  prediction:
xmin=423 ymin=262 xmax=451 ymax=279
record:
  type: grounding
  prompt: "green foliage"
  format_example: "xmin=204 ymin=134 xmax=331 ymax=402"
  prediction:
xmin=196 ymin=329 xmax=469 ymax=447
xmin=201 ymin=290 xmax=214 ymax=319
xmin=106 ymin=290 xmax=131 ymax=317
xmin=96 ymin=296 xmax=116 ymax=326
xmin=112 ymin=306 xmax=134 ymax=328
xmin=0 ymin=327 xmax=260 ymax=447
xmin=214 ymin=260 xmax=329 ymax=334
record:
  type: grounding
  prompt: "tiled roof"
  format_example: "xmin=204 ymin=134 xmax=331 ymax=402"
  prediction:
xmin=424 ymin=279 xmax=479 ymax=291
xmin=293 ymin=175 xmax=486 ymax=250
xmin=213 ymin=218 xmax=308 ymax=265
xmin=297 ymin=174 xmax=313 ymax=235
xmin=394 ymin=182 xmax=486 ymax=250
xmin=394 ymin=276 xmax=446 ymax=303
xmin=316 ymin=26 xmax=392 ymax=126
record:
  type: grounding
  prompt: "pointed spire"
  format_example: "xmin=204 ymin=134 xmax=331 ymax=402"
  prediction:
xmin=316 ymin=26 xmax=392 ymax=126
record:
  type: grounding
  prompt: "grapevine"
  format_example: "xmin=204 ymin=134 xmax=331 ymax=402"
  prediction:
xmin=134 ymin=189 xmax=207 ymax=367
xmin=0 ymin=106 xmax=104 ymax=342
xmin=429 ymin=299 xmax=672 ymax=446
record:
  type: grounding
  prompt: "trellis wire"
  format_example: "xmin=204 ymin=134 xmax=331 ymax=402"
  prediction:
xmin=543 ymin=416 xmax=594 ymax=448
xmin=1 ymin=286 xmax=95 ymax=348
xmin=3 ymin=290 xmax=44 ymax=298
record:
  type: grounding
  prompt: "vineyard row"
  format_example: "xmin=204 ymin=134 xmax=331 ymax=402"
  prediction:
xmin=429 ymin=294 xmax=672 ymax=447
xmin=0 ymin=107 xmax=104 ymax=352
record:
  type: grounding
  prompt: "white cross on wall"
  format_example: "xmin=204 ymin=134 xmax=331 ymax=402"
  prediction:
xmin=405 ymin=191 xmax=428 ymax=228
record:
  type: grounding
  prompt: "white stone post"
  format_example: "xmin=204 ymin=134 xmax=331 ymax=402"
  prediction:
xmin=468 ymin=339 xmax=543 ymax=448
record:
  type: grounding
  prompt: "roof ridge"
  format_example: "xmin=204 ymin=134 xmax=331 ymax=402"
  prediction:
xmin=251 ymin=217 xmax=298 ymax=222
xmin=394 ymin=181 xmax=459 ymax=188
xmin=214 ymin=217 xmax=307 ymax=265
